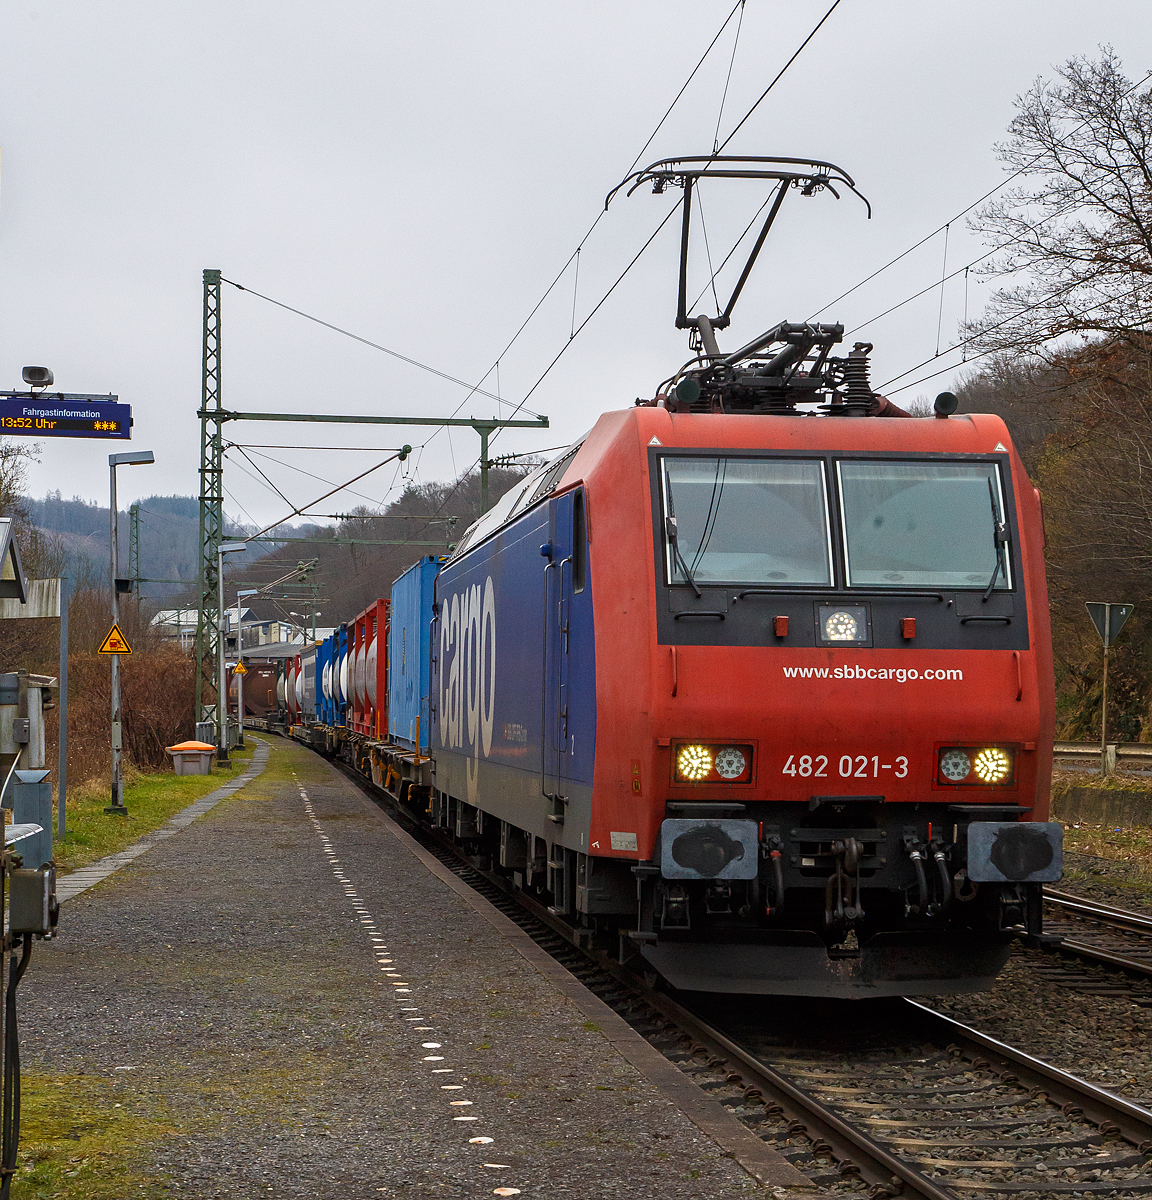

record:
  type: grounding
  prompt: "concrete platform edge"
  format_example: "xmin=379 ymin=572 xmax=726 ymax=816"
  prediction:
xmin=366 ymin=793 xmax=812 ymax=1191
xmin=56 ymin=738 xmax=271 ymax=903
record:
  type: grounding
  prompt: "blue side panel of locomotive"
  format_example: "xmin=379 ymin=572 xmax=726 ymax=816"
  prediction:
xmin=389 ymin=555 xmax=441 ymax=752
xmin=431 ymin=489 xmax=596 ymax=843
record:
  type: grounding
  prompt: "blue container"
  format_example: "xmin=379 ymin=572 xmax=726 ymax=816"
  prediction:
xmin=317 ymin=630 xmax=344 ymax=727
xmin=333 ymin=625 xmax=349 ymax=728
xmin=389 ymin=555 xmax=442 ymax=752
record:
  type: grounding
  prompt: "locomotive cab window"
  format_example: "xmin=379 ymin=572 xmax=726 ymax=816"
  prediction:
xmin=837 ymin=460 xmax=1012 ymax=590
xmin=661 ymin=457 xmax=832 ymax=586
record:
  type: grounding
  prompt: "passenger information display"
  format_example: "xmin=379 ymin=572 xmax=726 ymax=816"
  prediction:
xmin=0 ymin=393 xmax=131 ymax=440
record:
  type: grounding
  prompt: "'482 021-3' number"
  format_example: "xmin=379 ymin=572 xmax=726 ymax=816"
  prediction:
xmin=782 ymin=754 xmax=908 ymax=779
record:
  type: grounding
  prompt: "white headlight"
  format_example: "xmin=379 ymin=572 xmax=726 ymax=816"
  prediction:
xmin=824 ymin=611 xmax=858 ymax=640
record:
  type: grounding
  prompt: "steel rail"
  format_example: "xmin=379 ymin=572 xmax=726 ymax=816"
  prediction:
xmin=1041 ymin=888 xmax=1152 ymax=978
xmin=1057 ymin=938 xmax=1152 ymax=978
xmin=630 ymin=988 xmax=957 ymax=1200
xmin=904 ymin=1001 xmax=1152 ymax=1151
xmin=1045 ymin=888 xmax=1152 ymax=934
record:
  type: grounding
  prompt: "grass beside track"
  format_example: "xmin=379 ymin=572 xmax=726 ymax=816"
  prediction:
xmin=1062 ymin=821 xmax=1152 ymax=883
xmin=12 ymin=1073 xmax=177 ymax=1199
xmin=47 ymin=742 xmax=257 ymax=875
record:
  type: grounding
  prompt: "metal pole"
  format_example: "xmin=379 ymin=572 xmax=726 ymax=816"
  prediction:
xmin=479 ymin=427 xmax=490 ymax=515
xmin=107 ymin=463 xmax=126 ymax=814
xmin=235 ymin=591 xmax=244 ymax=749
xmin=217 ymin=549 xmax=229 ymax=764
xmin=57 ymin=575 xmax=69 ymax=839
xmin=196 ymin=269 xmax=224 ymax=724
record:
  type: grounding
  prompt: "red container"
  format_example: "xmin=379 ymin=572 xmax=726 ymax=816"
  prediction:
xmin=349 ymin=599 xmax=388 ymax=738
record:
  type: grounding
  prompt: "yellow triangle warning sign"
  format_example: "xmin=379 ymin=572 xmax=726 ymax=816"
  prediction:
xmin=98 ymin=624 xmax=132 ymax=655
xmin=233 ymin=662 xmax=248 ymax=676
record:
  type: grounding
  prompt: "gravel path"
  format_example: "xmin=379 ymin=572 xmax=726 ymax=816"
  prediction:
xmin=22 ymin=737 xmax=770 ymax=1199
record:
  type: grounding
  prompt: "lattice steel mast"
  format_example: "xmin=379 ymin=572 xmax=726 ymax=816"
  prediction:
xmin=128 ymin=503 xmax=140 ymax=596
xmin=193 ymin=267 xmax=549 ymax=725
xmin=195 ymin=268 xmax=224 ymax=723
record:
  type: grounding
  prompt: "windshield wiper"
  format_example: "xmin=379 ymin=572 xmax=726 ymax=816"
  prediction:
xmin=983 ymin=476 xmax=1010 ymax=602
xmin=664 ymin=477 xmax=702 ymax=597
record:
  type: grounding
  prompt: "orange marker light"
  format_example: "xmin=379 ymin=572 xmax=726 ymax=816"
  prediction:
xmin=773 ymin=615 xmax=789 ymax=638
xmin=901 ymin=617 xmax=916 ymax=639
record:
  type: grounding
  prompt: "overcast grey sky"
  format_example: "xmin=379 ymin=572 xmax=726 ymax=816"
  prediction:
xmin=0 ymin=1 xmax=1147 ymax=526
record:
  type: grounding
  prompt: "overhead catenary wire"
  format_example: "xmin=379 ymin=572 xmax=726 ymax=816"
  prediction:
xmin=223 ymin=450 xmax=396 ymax=526
xmin=711 ymin=0 xmax=746 ymax=154
xmin=841 ymin=199 xmax=1077 ymax=341
xmin=234 ymin=446 xmax=412 ymax=511
xmin=877 ymin=275 xmax=1087 ymax=394
xmin=222 ymin=5 xmax=747 ymax=551
xmin=221 ymin=5 xmax=762 ymax=550
xmin=439 ymin=0 xmax=746 ymax=430
xmin=880 ymin=276 xmax=1151 ymax=398
xmin=234 ymin=446 xmax=294 ymax=509
xmin=713 ymin=0 xmax=843 ymax=155
xmin=228 ymin=443 xmax=418 ymax=452
xmin=807 ymin=67 xmax=1152 ymax=323
xmin=219 ymin=277 xmax=541 ymax=418
xmin=489 ymin=198 xmax=686 ymax=441
xmin=490 ymin=0 xmax=847 ymax=444
xmin=245 ymin=447 xmax=411 ymax=542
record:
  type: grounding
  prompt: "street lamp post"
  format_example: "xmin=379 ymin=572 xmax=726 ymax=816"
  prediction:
xmin=234 ymin=588 xmax=258 ymax=748
xmin=106 ymin=450 xmax=155 ymax=815
xmin=217 ymin=542 xmax=248 ymax=763
xmin=290 ymin=610 xmax=321 ymax=643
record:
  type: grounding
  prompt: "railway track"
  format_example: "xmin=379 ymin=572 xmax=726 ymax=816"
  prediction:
xmin=1024 ymin=888 xmax=1152 ymax=1007
xmin=318 ymin=748 xmax=1152 ymax=1199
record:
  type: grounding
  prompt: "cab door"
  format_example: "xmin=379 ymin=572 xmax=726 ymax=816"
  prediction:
xmin=542 ymin=492 xmax=574 ymax=813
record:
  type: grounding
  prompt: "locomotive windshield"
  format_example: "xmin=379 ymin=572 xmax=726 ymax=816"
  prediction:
xmin=662 ymin=457 xmax=832 ymax=586
xmin=837 ymin=460 xmax=1011 ymax=590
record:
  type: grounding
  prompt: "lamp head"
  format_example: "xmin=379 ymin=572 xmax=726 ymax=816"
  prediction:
xmin=21 ymin=366 xmax=53 ymax=389
xmin=109 ymin=451 xmax=155 ymax=467
xmin=219 ymin=541 xmax=247 ymax=554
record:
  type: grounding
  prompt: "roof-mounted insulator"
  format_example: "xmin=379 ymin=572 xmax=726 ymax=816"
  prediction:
xmin=840 ymin=342 xmax=875 ymax=417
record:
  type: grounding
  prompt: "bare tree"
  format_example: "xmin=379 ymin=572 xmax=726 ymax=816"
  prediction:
xmin=966 ymin=49 xmax=1152 ymax=355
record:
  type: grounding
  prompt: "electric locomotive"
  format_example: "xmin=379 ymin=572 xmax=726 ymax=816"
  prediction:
xmin=301 ymin=155 xmax=1061 ymax=997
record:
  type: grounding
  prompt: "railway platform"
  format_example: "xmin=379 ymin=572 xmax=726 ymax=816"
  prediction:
xmin=20 ymin=735 xmax=819 ymax=1198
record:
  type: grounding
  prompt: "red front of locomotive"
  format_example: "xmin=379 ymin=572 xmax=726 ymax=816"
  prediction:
xmin=577 ymin=405 xmax=1057 ymax=996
